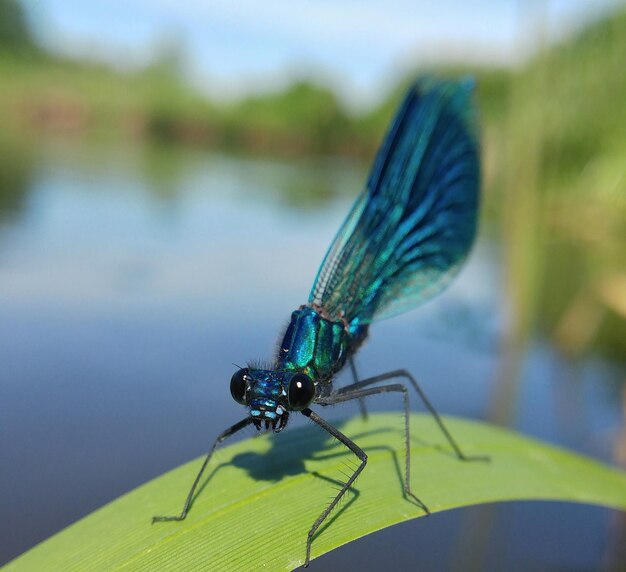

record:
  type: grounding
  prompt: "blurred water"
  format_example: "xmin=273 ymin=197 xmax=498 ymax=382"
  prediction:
xmin=0 ymin=141 xmax=623 ymax=570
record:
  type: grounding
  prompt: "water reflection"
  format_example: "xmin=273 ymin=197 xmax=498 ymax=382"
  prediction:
xmin=0 ymin=136 xmax=35 ymax=221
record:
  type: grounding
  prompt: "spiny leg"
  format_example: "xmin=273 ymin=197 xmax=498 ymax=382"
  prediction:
xmin=348 ymin=357 xmax=368 ymax=421
xmin=152 ymin=416 xmax=252 ymax=522
xmin=318 ymin=384 xmax=430 ymax=513
xmin=301 ymin=408 xmax=368 ymax=568
xmin=337 ymin=369 xmax=489 ymax=462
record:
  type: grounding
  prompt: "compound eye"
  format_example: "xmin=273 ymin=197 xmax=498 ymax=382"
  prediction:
xmin=230 ymin=368 xmax=249 ymax=405
xmin=287 ymin=373 xmax=314 ymax=411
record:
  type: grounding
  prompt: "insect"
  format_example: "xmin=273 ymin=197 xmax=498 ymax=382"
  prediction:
xmin=153 ymin=77 xmax=485 ymax=566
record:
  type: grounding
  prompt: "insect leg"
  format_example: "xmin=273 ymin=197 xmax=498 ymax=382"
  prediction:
xmin=300 ymin=408 xmax=368 ymax=567
xmin=152 ymin=416 xmax=253 ymax=523
xmin=302 ymin=384 xmax=431 ymax=566
xmin=319 ymin=385 xmax=430 ymax=513
xmin=348 ymin=356 xmax=368 ymax=421
xmin=336 ymin=369 xmax=488 ymax=462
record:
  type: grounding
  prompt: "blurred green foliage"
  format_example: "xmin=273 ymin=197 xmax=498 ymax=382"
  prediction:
xmin=0 ymin=0 xmax=37 ymax=53
xmin=2 ymin=6 xmax=624 ymax=178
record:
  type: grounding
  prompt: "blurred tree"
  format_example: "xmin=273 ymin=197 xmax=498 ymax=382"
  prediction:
xmin=229 ymin=80 xmax=352 ymax=154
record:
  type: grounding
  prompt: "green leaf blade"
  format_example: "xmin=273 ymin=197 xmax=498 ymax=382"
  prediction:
xmin=5 ymin=414 xmax=626 ymax=571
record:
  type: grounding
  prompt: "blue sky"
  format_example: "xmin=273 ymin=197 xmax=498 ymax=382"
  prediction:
xmin=26 ymin=0 xmax=619 ymax=106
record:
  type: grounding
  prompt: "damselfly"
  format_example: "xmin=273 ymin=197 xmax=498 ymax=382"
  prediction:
xmin=153 ymin=78 xmax=486 ymax=567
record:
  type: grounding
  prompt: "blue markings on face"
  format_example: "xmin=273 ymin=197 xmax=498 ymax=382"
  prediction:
xmin=249 ymin=404 xmax=277 ymax=419
xmin=246 ymin=369 xmax=289 ymax=417
xmin=253 ymin=375 xmax=284 ymax=399
xmin=251 ymin=398 xmax=279 ymax=409
xmin=246 ymin=369 xmax=292 ymax=432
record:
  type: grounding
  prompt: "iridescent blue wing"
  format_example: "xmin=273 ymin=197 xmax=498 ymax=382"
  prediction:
xmin=309 ymin=78 xmax=480 ymax=326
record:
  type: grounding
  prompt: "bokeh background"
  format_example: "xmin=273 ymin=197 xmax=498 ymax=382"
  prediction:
xmin=1 ymin=0 xmax=625 ymax=569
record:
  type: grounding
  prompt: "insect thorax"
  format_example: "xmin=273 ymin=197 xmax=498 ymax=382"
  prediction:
xmin=276 ymin=305 xmax=366 ymax=385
